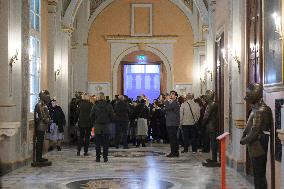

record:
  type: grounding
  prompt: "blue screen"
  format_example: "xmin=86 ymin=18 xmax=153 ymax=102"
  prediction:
xmin=124 ymin=65 xmax=160 ymax=103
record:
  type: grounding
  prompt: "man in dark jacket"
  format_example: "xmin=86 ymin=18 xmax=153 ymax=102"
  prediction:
xmin=77 ymin=94 xmax=93 ymax=156
xmin=90 ymin=92 xmax=114 ymax=162
xmin=114 ymin=95 xmax=130 ymax=149
xmin=202 ymin=90 xmax=219 ymax=166
xmin=164 ymin=90 xmax=180 ymax=157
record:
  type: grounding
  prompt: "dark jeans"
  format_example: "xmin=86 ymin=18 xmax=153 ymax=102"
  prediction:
xmin=36 ymin=130 xmax=45 ymax=161
xmin=95 ymin=134 xmax=110 ymax=159
xmin=115 ymin=121 xmax=129 ymax=148
xmin=167 ymin=126 xmax=179 ymax=155
xmin=182 ymin=125 xmax=198 ymax=152
xmin=251 ymin=154 xmax=267 ymax=189
xmin=77 ymin=127 xmax=91 ymax=153
xmin=209 ymin=132 xmax=218 ymax=161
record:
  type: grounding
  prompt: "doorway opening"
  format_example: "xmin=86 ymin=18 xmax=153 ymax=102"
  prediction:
xmin=124 ymin=64 xmax=160 ymax=102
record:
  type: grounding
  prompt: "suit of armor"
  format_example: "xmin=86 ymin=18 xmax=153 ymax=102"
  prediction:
xmin=202 ymin=90 xmax=219 ymax=163
xmin=240 ymin=83 xmax=273 ymax=189
xmin=34 ymin=90 xmax=52 ymax=162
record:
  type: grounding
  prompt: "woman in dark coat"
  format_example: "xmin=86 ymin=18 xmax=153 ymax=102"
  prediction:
xmin=47 ymin=99 xmax=66 ymax=151
xmin=134 ymin=99 xmax=149 ymax=147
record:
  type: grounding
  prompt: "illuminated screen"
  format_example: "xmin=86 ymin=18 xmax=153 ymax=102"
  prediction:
xmin=124 ymin=64 xmax=160 ymax=103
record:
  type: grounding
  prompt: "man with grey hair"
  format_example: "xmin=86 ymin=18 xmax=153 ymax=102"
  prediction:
xmin=90 ymin=92 xmax=114 ymax=162
xmin=114 ymin=95 xmax=130 ymax=149
xmin=180 ymin=93 xmax=200 ymax=153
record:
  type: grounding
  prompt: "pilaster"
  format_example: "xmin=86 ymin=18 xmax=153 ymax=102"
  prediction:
xmin=277 ymin=105 xmax=284 ymax=188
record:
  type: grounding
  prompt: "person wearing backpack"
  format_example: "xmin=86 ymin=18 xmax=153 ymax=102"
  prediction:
xmin=90 ymin=92 xmax=114 ymax=162
xmin=180 ymin=93 xmax=200 ymax=153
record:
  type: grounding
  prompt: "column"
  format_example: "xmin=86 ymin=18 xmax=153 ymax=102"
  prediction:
xmin=47 ymin=0 xmax=58 ymax=97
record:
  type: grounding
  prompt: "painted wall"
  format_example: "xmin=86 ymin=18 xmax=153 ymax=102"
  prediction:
xmin=88 ymin=0 xmax=194 ymax=91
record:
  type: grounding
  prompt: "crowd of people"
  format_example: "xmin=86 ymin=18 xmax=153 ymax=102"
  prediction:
xmin=65 ymin=90 xmax=216 ymax=162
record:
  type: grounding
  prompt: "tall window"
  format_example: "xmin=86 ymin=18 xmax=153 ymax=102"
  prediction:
xmin=29 ymin=0 xmax=41 ymax=112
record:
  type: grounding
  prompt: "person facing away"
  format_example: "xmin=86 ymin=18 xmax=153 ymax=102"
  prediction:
xmin=134 ymin=99 xmax=149 ymax=147
xmin=114 ymin=95 xmax=130 ymax=149
xmin=164 ymin=90 xmax=180 ymax=157
xmin=90 ymin=92 xmax=114 ymax=162
xmin=180 ymin=93 xmax=200 ymax=153
xmin=77 ymin=93 xmax=93 ymax=156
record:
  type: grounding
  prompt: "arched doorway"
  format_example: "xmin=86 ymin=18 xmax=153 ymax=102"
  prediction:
xmin=117 ymin=51 xmax=167 ymax=102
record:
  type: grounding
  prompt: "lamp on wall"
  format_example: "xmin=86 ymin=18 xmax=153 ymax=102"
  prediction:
xmin=221 ymin=47 xmax=241 ymax=73
xmin=272 ymin=12 xmax=283 ymax=39
xmin=54 ymin=65 xmax=61 ymax=81
xmin=9 ymin=50 xmax=18 ymax=69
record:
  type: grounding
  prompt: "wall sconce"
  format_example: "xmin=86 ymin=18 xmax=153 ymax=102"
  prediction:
xmin=9 ymin=50 xmax=18 ymax=69
xmin=228 ymin=47 xmax=241 ymax=73
xmin=272 ymin=12 xmax=283 ymax=39
xmin=221 ymin=47 xmax=241 ymax=73
xmin=206 ymin=68 xmax=213 ymax=81
xmin=54 ymin=66 xmax=61 ymax=81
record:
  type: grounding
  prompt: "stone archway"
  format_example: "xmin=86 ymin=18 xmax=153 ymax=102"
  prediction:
xmin=118 ymin=50 xmax=167 ymax=97
xmin=106 ymin=37 xmax=176 ymax=98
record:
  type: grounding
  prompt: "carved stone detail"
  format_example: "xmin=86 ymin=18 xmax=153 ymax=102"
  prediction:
xmin=90 ymin=0 xmax=106 ymax=16
xmin=183 ymin=0 xmax=194 ymax=12
xmin=48 ymin=0 xmax=58 ymax=13
xmin=0 ymin=122 xmax=21 ymax=141
xmin=234 ymin=119 xmax=245 ymax=129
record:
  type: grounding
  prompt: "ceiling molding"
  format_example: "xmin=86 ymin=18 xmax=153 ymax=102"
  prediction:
xmin=193 ymin=0 xmax=209 ymax=25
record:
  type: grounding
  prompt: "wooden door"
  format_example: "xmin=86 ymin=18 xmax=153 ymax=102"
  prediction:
xmin=246 ymin=0 xmax=263 ymax=175
xmin=215 ymin=33 xmax=225 ymax=137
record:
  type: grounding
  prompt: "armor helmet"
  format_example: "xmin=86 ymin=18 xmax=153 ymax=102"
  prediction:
xmin=39 ymin=90 xmax=51 ymax=104
xmin=244 ymin=83 xmax=263 ymax=105
xmin=204 ymin=90 xmax=215 ymax=103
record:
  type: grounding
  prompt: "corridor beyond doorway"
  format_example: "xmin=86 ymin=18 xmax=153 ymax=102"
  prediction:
xmin=124 ymin=64 xmax=160 ymax=102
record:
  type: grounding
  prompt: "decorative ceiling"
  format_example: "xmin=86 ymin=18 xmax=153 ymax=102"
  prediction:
xmin=89 ymin=0 xmax=196 ymax=16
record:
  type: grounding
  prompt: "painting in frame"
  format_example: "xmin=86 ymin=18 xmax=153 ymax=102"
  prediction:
xmin=88 ymin=82 xmax=110 ymax=97
xmin=174 ymin=84 xmax=193 ymax=97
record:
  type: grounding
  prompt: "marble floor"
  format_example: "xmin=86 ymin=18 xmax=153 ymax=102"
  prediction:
xmin=1 ymin=144 xmax=253 ymax=189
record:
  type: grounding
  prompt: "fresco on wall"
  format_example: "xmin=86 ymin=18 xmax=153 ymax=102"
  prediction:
xmin=263 ymin=0 xmax=283 ymax=85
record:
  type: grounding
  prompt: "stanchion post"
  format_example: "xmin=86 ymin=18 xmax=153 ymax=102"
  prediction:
xmin=217 ymin=132 xmax=230 ymax=189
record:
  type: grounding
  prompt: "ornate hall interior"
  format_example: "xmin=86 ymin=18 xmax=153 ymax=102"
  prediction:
xmin=0 ymin=0 xmax=284 ymax=188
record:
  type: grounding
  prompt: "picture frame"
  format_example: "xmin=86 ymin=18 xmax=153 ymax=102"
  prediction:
xmin=87 ymin=82 xmax=110 ymax=97
xmin=174 ymin=83 xmax=193 ymax=97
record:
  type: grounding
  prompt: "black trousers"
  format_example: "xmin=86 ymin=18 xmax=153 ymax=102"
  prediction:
xmin=251 ymin=154 xmax=267 ymax=189
xmin=115 ymin=121 xmax=129 ymax=148
xmin=77 ymin=127 xmax=91 ymax=153
xmin=167 ymin=126 xmax=179 ymax=155
xmin=95 ymin=134 xmax=110 ymax=159
xmin=182 ymin=125 xmax=198 ymax=152
xmin=209 ymin=132 xmax=218 ymax=161
xmin=36 ymin=130 xmax=45 ymax=161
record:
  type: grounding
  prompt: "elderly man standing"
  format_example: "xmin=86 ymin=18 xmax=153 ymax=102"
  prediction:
xmin=90 ymin=92 xmax=114 ymax=162
xmin=164 ymin=91 xmax=180 ymax=157
xmin=114 ymin=95 xmax=130 ymax=149
xmin=180 ymin=93 xmax=200 ymax=153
